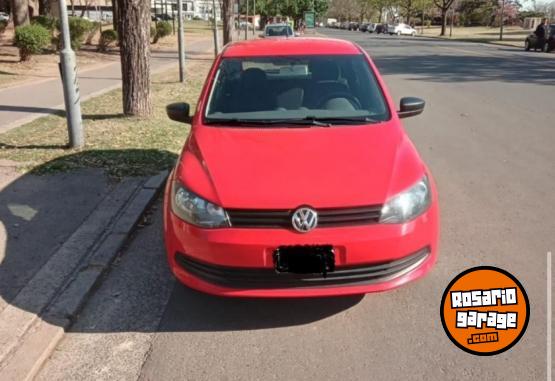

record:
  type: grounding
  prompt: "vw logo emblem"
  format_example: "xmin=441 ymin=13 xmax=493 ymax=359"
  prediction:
xmin=291 ymin=207 xmax=318 ymax=233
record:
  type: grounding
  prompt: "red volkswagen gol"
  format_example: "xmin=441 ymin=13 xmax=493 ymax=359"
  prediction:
xmin=163 ymin=38 xmax=439 ymax=297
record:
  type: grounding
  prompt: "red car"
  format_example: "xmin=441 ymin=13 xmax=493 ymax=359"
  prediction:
xmin=163 ymin=38 xmax=439 ymax=297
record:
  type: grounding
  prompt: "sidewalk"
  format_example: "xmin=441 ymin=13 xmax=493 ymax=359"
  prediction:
xmin=0 ymin=38 xmax=213 ymax=134
xmin=0 ymin=36 xmax=216 ymax=379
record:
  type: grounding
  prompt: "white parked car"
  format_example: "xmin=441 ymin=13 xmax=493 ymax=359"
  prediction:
xmin=388 ymin=23 xmax=417 ymax=36
xmin=0 ymin=12 xmax=10 ymax=22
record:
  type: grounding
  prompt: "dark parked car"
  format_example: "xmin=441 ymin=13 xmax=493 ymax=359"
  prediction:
xmin=348 ymin=22 xmax=359 ymax=31
xmin=360 ymin=23 xmax=370 ymax=32
xmin=375 ymin=24 xmax=389 ymax=34
xmin=153 ymin=13 xmax=173 ymax=21
xmin=525 ymin=24 xmax=555 ymax=52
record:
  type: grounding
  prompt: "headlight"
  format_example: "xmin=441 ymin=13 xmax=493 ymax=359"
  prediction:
xmin=171 ymin=181 xmax=230 ymax=228
xmin=380 ymin=176 xmax=431 ymax=224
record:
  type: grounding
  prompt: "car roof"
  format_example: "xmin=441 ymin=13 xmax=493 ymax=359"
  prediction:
xmin=222 ymin=38 xmax=362 ymax=57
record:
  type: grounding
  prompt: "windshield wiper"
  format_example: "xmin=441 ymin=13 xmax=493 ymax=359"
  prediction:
xmin=203 ymin=116 xmax=380 ymax=127
xmin=204 ymin=117 xmax=331 ymax=127
xmin=310 ymin=116 xmax=382 ymax=124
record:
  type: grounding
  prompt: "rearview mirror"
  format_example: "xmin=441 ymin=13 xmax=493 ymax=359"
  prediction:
xmin=166 ymin=102 xmax=191 ymax=123
xmin=398 ymin=97 xmax=425 ymax=119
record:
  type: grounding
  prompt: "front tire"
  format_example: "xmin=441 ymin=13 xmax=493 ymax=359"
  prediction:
xmin=411 ymin=32 xmax=416 ymax=37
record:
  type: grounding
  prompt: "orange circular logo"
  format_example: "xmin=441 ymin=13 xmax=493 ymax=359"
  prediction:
xmin=440 ymin=266 xmax=530 ymax=356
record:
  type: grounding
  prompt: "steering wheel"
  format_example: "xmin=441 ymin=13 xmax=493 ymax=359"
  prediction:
xmin=316 ymin=92 xmax=361 ymax=109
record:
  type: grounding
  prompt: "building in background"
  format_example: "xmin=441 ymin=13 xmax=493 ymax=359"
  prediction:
xmin=43 ymin=0 xmax=221 ymax=22
xmin=151 ymin=0 xmax=221 ymax=21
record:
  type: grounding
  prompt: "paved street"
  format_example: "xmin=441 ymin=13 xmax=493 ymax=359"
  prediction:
xmin=37 ymin=31 xmax=554 ymax=380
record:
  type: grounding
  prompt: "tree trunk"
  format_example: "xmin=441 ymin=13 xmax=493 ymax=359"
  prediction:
xmin=440 ymin=9 xmax=447 ymax=35
xmin=80 ymin=0 xmax=91 ymax=17
xmin=38 ymin=0 xmax=49 ymax=15
xmin=112 ymin=0 xmax=118 ymax=39
xmin=10 ymin=0 xmax=30 ymax=26
xmin=222 ymin=0 xmax=234 ymax=44
xmin=117 ymin=0 xmax=152 ymax=117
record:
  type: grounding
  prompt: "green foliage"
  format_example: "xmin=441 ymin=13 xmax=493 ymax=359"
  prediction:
xmin=32 ymin=15 xmax=57 ymax=31
xmin=56 ymin=16 xmax=94 ymax=50
xmin=519 ymin=10 xmax=546 ymax=20
xmin=244 ymin=0 xmax=328 ymax=20
xmin=98 ymin=29 xmax=118 ymax=51
xmin=456 ymin=0 xmax=498 ymax=26
xmin=152 ymin=21 xmax=172 ymax=43
xmin=14 ymin=24 xmax=51 ymax=61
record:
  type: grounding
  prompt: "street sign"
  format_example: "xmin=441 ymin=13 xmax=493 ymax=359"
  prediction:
xmin=304 ymin=11 xmax=315 ymax=28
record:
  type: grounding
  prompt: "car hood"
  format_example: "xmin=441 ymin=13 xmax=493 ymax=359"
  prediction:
xmin=177 ymin=123 xmax=425 ymax=209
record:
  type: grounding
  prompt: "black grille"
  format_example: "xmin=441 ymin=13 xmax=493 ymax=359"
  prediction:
xmin=175 ymin=246 xmax=430 ymax=289
xmin=227 ymin=205 xmax=382 ymax=229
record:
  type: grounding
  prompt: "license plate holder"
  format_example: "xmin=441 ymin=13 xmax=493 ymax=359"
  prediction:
xmin=274 ymin=245 xmax=335 ymax=276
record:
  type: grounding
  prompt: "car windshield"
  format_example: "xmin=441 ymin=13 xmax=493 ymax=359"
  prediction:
xmin=205 ymin=55 xmax=390 ymax=125
xmin=265 ymin=25 xmax=293 ymax=36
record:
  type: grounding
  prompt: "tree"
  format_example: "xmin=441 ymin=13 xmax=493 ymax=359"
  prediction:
xmin=222 ymin=0 xmax=234 ymax=44
xmin=434 ymin=0 xmax=455 ymax=35
xmin=38 ymin=0 xmax=49 ymax=15
xmin=117 ymin=0 xmax=152 ymax=116
xmin=399 ymin=0 xmax=416 ymax=24
xmin=10 ymin=0 xmax=30 ymax=26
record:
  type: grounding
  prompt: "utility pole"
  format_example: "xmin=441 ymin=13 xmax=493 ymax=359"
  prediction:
xmin=245 ymin=0 xmax=248 ymax=40
xmin=58 ymin=0 xmax=84 ymax=148
xmin=499 ymin=0 xmax=505 ymax=41
xmin=177 ymin=0 xmax=185 ymax=82
xmin=212 ymin=0 xmax=219 ymax=55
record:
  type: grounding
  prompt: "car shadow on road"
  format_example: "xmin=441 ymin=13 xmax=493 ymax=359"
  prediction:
xmin=373 ymin=53 xmax=555 ymax=85
xmin=160 ymin=283 xmax=364 ymax=332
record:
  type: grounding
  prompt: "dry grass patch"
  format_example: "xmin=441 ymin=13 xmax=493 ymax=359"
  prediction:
xmin=0 ymin=52 xmax=212 ymax=178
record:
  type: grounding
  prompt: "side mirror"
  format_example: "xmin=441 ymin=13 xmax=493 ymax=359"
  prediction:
xmin=166 ymin=102 xmax=191 ymax=123
xmin=398 ymin=97 xmax=425 ymax=119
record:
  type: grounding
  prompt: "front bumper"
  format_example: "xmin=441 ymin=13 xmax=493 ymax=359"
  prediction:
xmin=163 ymin=183 xmax=439 ymax=298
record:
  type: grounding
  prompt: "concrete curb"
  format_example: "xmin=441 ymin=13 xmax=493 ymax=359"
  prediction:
xmin=0 ymin=170 xmax=169 ymax=381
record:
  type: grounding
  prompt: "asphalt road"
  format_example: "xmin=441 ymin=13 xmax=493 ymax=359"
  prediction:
xmin=38 ymin=30 xmax=554 ymax=381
